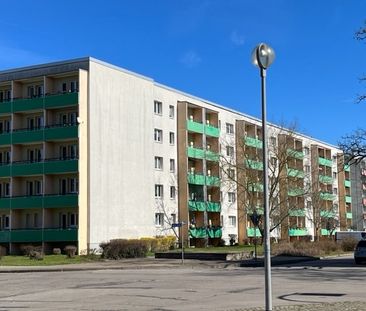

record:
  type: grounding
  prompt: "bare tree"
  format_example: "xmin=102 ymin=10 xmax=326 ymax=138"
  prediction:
xmin=356 ymin=21 xmax=366 ymax=103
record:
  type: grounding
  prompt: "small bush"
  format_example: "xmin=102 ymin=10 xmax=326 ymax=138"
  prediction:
xmin=341 ymin=237 xmax=358 ymax=252
xmin=100 ymin=239 xmax=148 ymax=259
xmin=64 ymin=245 xmax=77 ymax=258
xmin=141 ymin=236 xmax=176 ymax=252
xmin=53 ymin=248 xmax=61 ymax=255
xmin=29 ymin=250 xmax=44 ymax=260
xmin=272 ymin=240 xmax=342 ymax=257
xmin=20 ymin=245 xmax=42 ymax=256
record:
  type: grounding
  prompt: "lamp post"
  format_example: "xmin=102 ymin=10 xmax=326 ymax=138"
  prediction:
xmin=251 ymin=43 xmax=275 ymax=311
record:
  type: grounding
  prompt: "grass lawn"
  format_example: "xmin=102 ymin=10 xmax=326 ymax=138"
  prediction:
xmin=0 ymin=255 xmax=101 ymax=266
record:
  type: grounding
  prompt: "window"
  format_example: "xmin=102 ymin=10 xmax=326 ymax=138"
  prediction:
xmin=154 ymin=101 xmax=162 ymax=115
xmin=62 ymin=83 xmax=67 ymax=93
xmin=333 ymin=172 xmax=337 ymax=179
xmin=226 ymin=146 xmax=234 ymax=157
xmin=226 ymin=123 xmax=234 ymax=134
xmin=171 ymin=214 xmax=176 ymax=224
xmin=155 ymin=156 xmax=163 ymax=170
xmin=155 ymin=184 xmax=163 ymax=198
xmin=270 ymin=136 xmax=277 ymax=146
xmin=35 ymin=180 xmax=42 ymax=195
xmin=169 ymin=132 xmax=175 ymax=145
xmin=333 ymin=187 xmax=338 ymax=195
xmin=170 ymin=159 xmax=175 ymax=173
xmin=227 ymin=169 xmax=235 ymax=179
xmin=228 ymin=192 xmax=236 ymax=203
xmin=34 ymin=213 xmax=39 ymax=228
xmin=155 ymin=213 xmax=164 ymax=226
xmin=228 ymin=216 xmax=237 ymax=227
xmin=270 ymin=157 xmax=277 ymax=167
xmin=4 ymin=215 xmax=9 ymax=229
xmin=169 ymin=105 xmax=174 ymax=118
xmin=304 ymin=147 xmax=310 ymax=155
xmin=69 ymin=178 xmax=79 ymax=193
xmin=70 ymin=81 xmax=79 ymax=92
xmin=154 ymin=129 xmax=163 ymax=143
xmin=70 ymin=213 xmax=78 ymax=227
xmin=170 ymin=186 xmax=176 ymax=199
xmin=305 ymin=165 xmax=310 ymax=173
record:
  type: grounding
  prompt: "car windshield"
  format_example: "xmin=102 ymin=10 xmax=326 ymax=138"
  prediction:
xmin=357 ymin=240 xmax=366 ymax=247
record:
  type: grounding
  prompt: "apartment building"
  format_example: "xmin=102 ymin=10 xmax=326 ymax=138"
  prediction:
xmin=0 ymin=57 xmax=356 ymax=254
xmin=350 ymin=159 xmax=366 ymax=231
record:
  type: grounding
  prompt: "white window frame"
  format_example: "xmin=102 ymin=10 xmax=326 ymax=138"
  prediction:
xmin=155 ymin=213 xmax=164 ymax=226
xmin=155 ymin=156 xmax=163 ymax=170
xmin=169 ymin=105 xmax=174 ymax=118
xmin=226 ymin=123 xmax=234 ymax=134
xmin=170 ymin=186 xmax=176 ymax=199
xmin=169 ymin=132 xmax=175 ymax=145
xmin=170 ymin=159 xmax=175 ymax=173
xmin=228 ymin=192 xmax=236 ymax=203
xmin=154 ymin=129 xmax=163 ymax=143
xmin=154 ymin=101 xmax=163 ymax=115
xmin=228 ymin=215 xmax=236 ymax=227
xmin=226 ymin=146 xmax=234 ymax=157
xmin=155 ymin=184 xmax=163 ymax=198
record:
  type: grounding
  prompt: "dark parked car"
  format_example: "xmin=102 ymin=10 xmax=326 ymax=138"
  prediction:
xmin=354 ymin=240 xmax=366 ymax=264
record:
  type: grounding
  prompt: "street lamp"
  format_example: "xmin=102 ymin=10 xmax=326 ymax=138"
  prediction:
xmin=251 ymin=43 xmax=275 ymax=311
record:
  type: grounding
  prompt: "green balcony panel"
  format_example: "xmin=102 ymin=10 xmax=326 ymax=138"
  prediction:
xmin=247 ymin=227 xmax=261 ymax=237
xmin=319 ymin=175 xmax=333 ymax=184
xmin=244 ymin=136 xmax=262 ymax=149
xmin=0 ymin=101 xmax=11 ymax=114
xmin=206 ymin=175 xmax=220 ymax=187
xmin=320 ymin=210 xmax=336 ymax=218
xmin=12 ymin=162 xmax=43 ymax=177
xmin=289 ymin=228 xmax=308 ymax=236
xmin=320 ymin=192 xmax=336 ymax=201
xmin=205 ymin=150 xmax=219 ymax=162
xmin=205 ymin=125 xmax=220 ymax=137
xmin=188 ymin=200 xmax=206 ymax=212
xmin=318 ymin=157 xmax=333 ymax=167
xmin=11 ymin=196 xmax=43 ymax=209
xmin=345 ymin=196 xmax=352 ymax=204
xmin=44 ymin=125 xmax=78 ymax=141
xmin=346 ymin=212 xmax=353 ymax=219
xmin=288 ymin=188 xmax=305 ymax=197
xmin=321 ymin=229 xmax=335 ymax=236
xmin=187 ymin=120 xmax=204 ymax=134
xmin=13 ymin=97 xmax=44 ymax=112
xmin=207 ymin=227 xmax=222 ymax=238
xmin=0 ymin=198 xmax=10 ymax=209
xmin=43 ymin=228 xmax=78 ymax=242
xmin=0 ymin=230 xmax=10 ymax=242
xmin=0 ymin=164 xmax=11 ymax=177
xmin=0 ymin=133 xmax=11 ymax=145
xmin=44 ymin=92 xmax=78 ymax=109
xmin=287 ymin=168 xmax=305 ymax=178
xmin=187 ymin=173 xmax=205 ymax=185
xmin=43 ymin=194 xmax=78 ymax=208
xmin=344 ymin=165 xmax=350 ymax=172
xmin=206 ymin=202 xmax=221 ymax=212
xmin=287 ymin=149 xmax=304 ymax=160
xmin=44 ymin=159 xmax=78 ymax=174
xmin=12 ymin=129 xmax=43 ymax=144
xmin=289 ymin=209 xmax=306 ymax=217
xmin=248 ymin=182 xmax=263 ymax=192
xmin=11 ymin=229 xmax=43 ymax=242
xmin=187 ymin=147 xmax=205 ymax=159
xmin=344 ymin=180 xmax=351 ymax=188
xmin=245 ymin=159 xmax=263 ymax=170
xmin=189 ymin=227 xmax=208 ymax=238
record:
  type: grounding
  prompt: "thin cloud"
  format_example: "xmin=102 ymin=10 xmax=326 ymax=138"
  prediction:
xmin=180 ymin=51 xmax=201 ymax=68
xmin=230 ymin=30 xmax=245 ymax=46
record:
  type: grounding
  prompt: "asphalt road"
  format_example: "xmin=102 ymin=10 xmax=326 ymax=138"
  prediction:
xmin=0 ymin=255 xmax=365 ymax=311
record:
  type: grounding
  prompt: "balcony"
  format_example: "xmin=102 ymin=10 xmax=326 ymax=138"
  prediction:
xmin=43 ymin=228 xmax=78 ymax=241
xmin=318 ymin=157 xmax=332 ymax=167
xmin=320 ymin=210 xmax=336 ymax=218
xmin=344 ymin=180 xmax=351 ymax=188
xmin=207 ymin=227 xmax=222 ymax=238
xmin=0 ymin=101 xmax=11 ymax=114
xmin=206 ymin=202 xmax=221 ymax=212
xmin=206 ymin=175 xmax=220 ymax=187
xmin=345 ymin=196 xmax=352 ymax=204
xmin=248 ymin=182 xmax=264 ymax=192
xmin=0 ymin=194 xmax=78 ymax=210
xmin=288 ymin=188 xmax=305 ymax=197
xmin=187 ymin=147 xmax=205 ymax=159
xmin=187 ymin=173 xmax=205 ymax=185
xmin=189 ymin=227 xmax=208 ymax=238
xmin=289 ymin=209 xmax=306 ymax=217
xmin=188 ymin=200 xmax=206 ymax=212
xmin=287 ymin=149 xmax=304 ymax=160
xmin=204 ymin=125 xmax=220 ymax=137
xmin=344 ymin=165 xmax=350 ymax=172
xmin=320 ymin=192 xmax=336 ymax=201
xmin=319 ymin=175 xmax=333 ymax=184
xmin=12 ymin=128 xmax=44 ymax=144
xmin=287 ymin=168 xmax=305 ymax=178
xmin=289 ymin=228 xmax=308 ymax=236
xmin=187 ymin=120 xmax=204 ymax=134
xmin=321 ymin=229 xmax=334 ymax=236
xmin=245 ymin=159 xmax=263 ymax=170
xmin=44 ymin=124 xmax=78 ymax=141
xmin=13 ymin=97 xmax=44 ymax=112
xmin=247 ymin=227 xmax=261 ymax=237
xmin=346 ymin=212 xmax=353 ymax=219
xmin=44 ymin=92 xmax=78 ymax=109
xmin=0 ymin=228 xmax=78 ymax=243
xmin=244 ymin=136 xmax=262 ymax=149
xmin=0 ymin=132 xmax=11 ymax=145
xmin=0 ymin=230 xmax=10 ymax=242
xmin=205 ymin=150 xmax=219 ymax=162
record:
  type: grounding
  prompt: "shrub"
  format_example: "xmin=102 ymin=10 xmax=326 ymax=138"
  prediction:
xmin=53 ymin=248 xmax=61 ymax=255
xmin=20 ymin=245 xmax=42 ymax=256
xmin=272 ymin=240 xmax=342 ymax=257
xmin=341 ymin=237 xmax=358 ymax=252
xmin=100 ymin=239 xmax=148 ymax=259
xmin=29 ymin=250 xmax=43 ymax=260
xmin=64 ymin=245 xmax=77 ymax=258
xmin=141 ymin=236 xmax=176 ymax=252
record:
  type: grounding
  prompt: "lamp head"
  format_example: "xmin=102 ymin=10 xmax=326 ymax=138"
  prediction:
xmin=251 ymin=43 xmax=275 ymax=69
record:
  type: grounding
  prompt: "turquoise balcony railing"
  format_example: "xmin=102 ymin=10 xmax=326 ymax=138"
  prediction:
xmin=346 ymin=212 xmax=353 ymax=219
xmin=289 ymin=228 xmax=308 ymax=236
xmin=245 ymin=159 xmax=263 ymax=170
xmin=207 ymin=227 xmax=222 ymax=238
xmin=187 ymin=173 xmax=205 ymax=185
xmin=244 ymin=136 xmax=262 ymax=149
xmin=204 ymin=125 xmax=220 ymax=137
xmin=320 ymin=192 xmax=336 ymax=201
xmin=288 ymin=188 xmax=305 ymax=197
xmin=187 ymin=147 xmax=205 ymax=159
xmin=289 ymin=209 xmax=306 ymax=217
xmin=287 ymin=149 xmax=304 ymax=160
xmin=206 ymin=175 xmax=220 ymax=187
xmin=345 ymin=196 xmax=352 ymax=204
xmin=344 ymin=180 xmax=351 ymax=188
xmin=320 ymin=210 xmax=336 ymax=218
xmin=287 ymin=168 xmax=305 ymax=178
xmin=205 ymin=150 xmax=219 ymax=162
xmin=318 ymin=157 xmax=332 ymax=167
xmin=206 ymin=202 xmax=221 ymax=212
xmin=247 ymin=227 xmax=261 ymax=237
xmin=319 ymin=175 xmax=333 ymax=184
xmin=187 ymin=120 xmax=204 ymax=134
xmin=188 ymin=200 xmax=206 ymax=212
xmin=189 ymin=227 xmax=208 ymax=238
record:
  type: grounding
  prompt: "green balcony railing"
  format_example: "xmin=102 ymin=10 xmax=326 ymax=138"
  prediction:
xmin=345 ymin=196 xmax=352 ymax=204
xmin=189 ymin=227 xmax=208 ymax=238
xmin=187 ymin=173 xmax=205 ymax=185
xmin=289 ymin=209 xmax=306 ymax=217
xmin=287 ymin=168 xmax=305 ymax=178
xmin=344 ymin=180 xmax=351 ymax=188
xmin=188 ymin=200 xmax=206 ymax=212
xmin=288 ymin=188 xmax=305 ymax=197
xmin=187 ymin=120 xmax=204 ymax=134
xmin=205 ymin=150 xmax=219 ymax=162
xmin=320 ymin=210 xmax=336 ymax=218
xmin=205 ymin=125 xmax=220 ymax=137
xmin=44 ymin=125 xmax=78 ymax=141
xmin=187 ymin=147 xmax=205 ymax=159
xmin=320 ymin=192 xmax=336 ymax=201
xmin=12 ymin=128 xmax=44 ymax=144
xmin=206 ymin=202 xmax=221 ymax=212
xmin=248 ymin=182 xmax=264 ymax=192
xmin=346 ymin=212 xmax=353 ymax=219
xmin=0 ymin=101 xmax=11 ymax=114
xmin=0 ymin=194 xmax=78 ymax=210
xmin=0 ymin=133 xmax=11 ymax=145
xmin=13 ymin=97 xmax=44 ymax=112
xmin=289 ymin=228 xmax=308 ymax=236
xmin=11 ymin=229 xmax=43 ymax=242
xmin=207 ymin=227 xmax=222 ymax=238
xmin=344 ymin=165 xmax=350 ymax=172
xmin=1 ymin=228 xmax=78 ymax=243
xmin=0 ymin=164 xmax=11 ymax=177
xmin=245 ymin=159 xmax=263 ymax=170
xmin=44 ymin=92 xmax=78 ymax=109
xmin=247 ymin=227 xmax=261 ymax=237
xmin=318 ymin=157 xmax=333 ymax=167
xmin=287 ymin=149 xmax=304 ymax=160
xmin=321 ymin=229 xmax=335 ymax=236
xmin=0 ymin=230 xmax=10 ymax=242
xmin=244 ymin=136 xmax=262 ymax=149
xmin=206 ymin=175 xmax=220 ymax=187
xmin=43 ymin=228 xmax=78 ymax=241
xmin=319 ymin=175 xmax=333 ymax=184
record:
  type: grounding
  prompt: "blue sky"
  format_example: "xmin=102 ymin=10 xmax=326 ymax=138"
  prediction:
xmin=1 ymin=0 xmax=365 ymax=145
